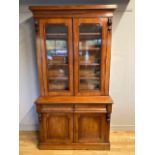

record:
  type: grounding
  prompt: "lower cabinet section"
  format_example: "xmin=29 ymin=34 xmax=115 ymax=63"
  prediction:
xmin=37 ymin=104 xmax=112 ymax=150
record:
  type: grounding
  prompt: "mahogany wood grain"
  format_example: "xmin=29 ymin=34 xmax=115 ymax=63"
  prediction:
xmin=37 ymin=104 xmax=111 ymax=149
xmin=30 ymin=5 xmax=117 ymax=150
xmin=74 ymin=105 xmax=109 ymax=143
xmin=104 ymin=104 xmax=112 ymax=142
xmin=74 ymin=113 xmax=107 ymax=143
xmin=74 ymin=105 xmax=107 ymax=113
xmin=29 ymin=5 xmax=117 ymax=19
xmin=105 ymin=18 xmax=113 ymax=95
xmin=100 ymin=18 xmax=108 ymax=95
xmin=30 ymin=5 xmax=117 ymax=11
xmin=32 ymin=12 xmax=115 ymax=19
xmin=35 ymin=96 xmax=113 ymax=104
xmin=35 ymin=20 xmax=45 ymax=96
xmin=39 ymin=143 xmax=110 ymax=150
xmin=37 ymin=105 xmax=73 ymax=113
xmin=73 ymin=18 xmax=79 ymax=95
xmin=39 ymin=112 xmax=73 ymax=143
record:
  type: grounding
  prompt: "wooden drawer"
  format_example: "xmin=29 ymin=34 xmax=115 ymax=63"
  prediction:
xmin=37 ymin=104 xmax=73 ymax=113
xmin=74 ymin=104 xmax=107 ymax=113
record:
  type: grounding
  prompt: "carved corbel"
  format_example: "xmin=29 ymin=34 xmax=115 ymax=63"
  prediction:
xmin=34 ymin=20 xmax=39 ymax=33
xmin=107 ymin=18 xmax=112 ymax=31
xmin=38 ymin=113 xmax=42 ymax=122
xmin=106 ymin=113 xmax=111 ymax=123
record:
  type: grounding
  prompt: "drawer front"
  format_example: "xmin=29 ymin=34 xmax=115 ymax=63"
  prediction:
xmin=37 ymin=104 xmax=73 ymax=113
xmin=74 ymin=104 xmax=107 ymax=113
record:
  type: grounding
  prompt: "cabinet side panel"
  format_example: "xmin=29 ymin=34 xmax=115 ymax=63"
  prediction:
xmin=35 ymin=19 xmax=45 ymax=95
xmin=105 ymin=18 xmax=113 ymax=95
xmin=100 ymin=18 xmax=108 ymax=95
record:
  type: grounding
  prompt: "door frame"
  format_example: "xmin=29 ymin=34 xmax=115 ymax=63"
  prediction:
xmin=73 ymin=18 xmax=108 ymax=96
xmin=39 ymin=18 xmax=74 ymax=96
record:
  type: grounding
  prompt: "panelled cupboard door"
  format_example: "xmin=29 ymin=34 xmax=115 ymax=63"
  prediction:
xmin=74 ymin=112 xmax=107 ymax=143
xmin=39 ymin=112 xmax=73 ymax=143
xmin=73 ymin=18 xmax=108 ymax=96
xmin=39 ymin=18 xmax=73 ymax=96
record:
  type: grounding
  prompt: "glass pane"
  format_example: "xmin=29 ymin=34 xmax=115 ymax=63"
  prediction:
xmin=45 ymin=24 xmax=69 ymax=91
xmin=79 ymin=24 xmax=102 ymax=90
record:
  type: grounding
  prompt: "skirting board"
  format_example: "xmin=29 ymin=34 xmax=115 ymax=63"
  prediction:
xmin=19 ymin=124 xmax=135 ymax=131
xmin=111 ymin=125 xmax=135 ymax=131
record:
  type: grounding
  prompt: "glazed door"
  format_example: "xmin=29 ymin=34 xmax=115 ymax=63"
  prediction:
xmin=74 ymin=18 xmax=108 ymax=96
xmin=40 ymin=18 xmax=73 ymax=96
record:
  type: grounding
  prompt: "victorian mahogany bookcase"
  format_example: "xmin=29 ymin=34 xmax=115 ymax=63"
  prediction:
xmin=30 ymin=5 xmax=117 ymax=150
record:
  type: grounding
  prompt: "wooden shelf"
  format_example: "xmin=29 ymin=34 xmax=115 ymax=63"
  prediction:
xmin=48 ymin=77 xmax=68 ymax=80
xmin=47 ymin=46 xmax=67 ymax=52
xmin=80 ymin=63 xmax=100 ymax=66
xmin=80 ymin=36 xmax=101 ymax=40
xmin=80 ymin=33 xmax=100 ymax=35
xmin=48 ymin=63 xmax=68 ymax=66
xmin=46 ymin=33 xmax=67 ymax=39
xmin=80 ymin=33 xmax=101 ymax=40
xmin=49 ymin=88 xmax=68 ymax=91
xmin=79 ymin=88 xmax=99 ymax=91
xmin=80 ymin=77 xmax=99 ymax=80
xmin=46 ymin=33 xmax=67 ymax=36
xmin=80 ymin=47 xmax=100 ymax=51
xmin=46 ymin=37 xmax=67 ymax=40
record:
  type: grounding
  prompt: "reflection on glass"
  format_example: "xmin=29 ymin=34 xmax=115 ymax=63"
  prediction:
xmin=45 ymin=24 xmax=69 ymax=91
xmin=79 ymin=24 xmax=102 ymax=90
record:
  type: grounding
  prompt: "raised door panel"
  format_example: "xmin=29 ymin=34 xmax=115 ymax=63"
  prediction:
xmin=39 ymin=18 xmax=73 ymax=96
xmin=46 ymin=113 xmax=73 ymax=143
xmin=39 ymin=105 xmax=73 ymax=143
xmin=74 ymin=105 xmax=108 ymax=143
xmin=73 ymin=18 xmax=108 ymax=96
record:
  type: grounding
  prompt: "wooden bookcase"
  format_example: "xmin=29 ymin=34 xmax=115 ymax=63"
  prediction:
xmin=30 ymin=5 xmax=117 ymax=150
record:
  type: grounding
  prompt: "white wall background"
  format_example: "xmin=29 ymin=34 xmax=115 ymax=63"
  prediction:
xmin=19 ymin=0 xmax=135 ymax=131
